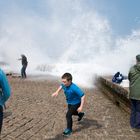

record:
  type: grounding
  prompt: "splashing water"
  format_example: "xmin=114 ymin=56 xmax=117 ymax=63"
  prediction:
xmin=0 ymin=0 xmax=140 ymax=87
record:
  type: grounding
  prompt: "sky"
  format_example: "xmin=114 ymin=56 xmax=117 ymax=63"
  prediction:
xmin=87 ymin=0 xmax=140 ymax=36
xmin=1 ymin=0 xmax=140 ymax=36
xmin=0 ymin=0 xmax=140 ymax=87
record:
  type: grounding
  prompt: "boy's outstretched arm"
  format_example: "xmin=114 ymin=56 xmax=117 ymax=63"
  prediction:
xmin=77 ymin=95 xmax=85 ymax=112
xmin=52 ymin=86 xmax=62 ymax=97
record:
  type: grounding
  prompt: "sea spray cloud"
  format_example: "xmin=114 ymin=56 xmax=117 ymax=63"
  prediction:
xmin=0 ymin=0 xmax=140 ymax=87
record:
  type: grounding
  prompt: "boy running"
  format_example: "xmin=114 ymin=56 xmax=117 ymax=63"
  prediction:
xmin=52 ymin=73 xmax=85 ymax=136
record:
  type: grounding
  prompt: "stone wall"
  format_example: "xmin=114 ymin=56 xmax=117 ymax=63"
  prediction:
xmin=97 ymin=76 xmax=131 ymax=113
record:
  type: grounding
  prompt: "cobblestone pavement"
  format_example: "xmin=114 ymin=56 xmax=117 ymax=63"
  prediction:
xmin=1 ymin=77 xmax=140 ymax=140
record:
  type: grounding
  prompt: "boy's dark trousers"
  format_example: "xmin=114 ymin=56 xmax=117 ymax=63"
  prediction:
xmin=130 ymin=99 xmax=140 ymax=128
xmin=66 ymin=103 xmax=83 ymax=130
xmin=0 ymin=105 xmax=3 ymax=134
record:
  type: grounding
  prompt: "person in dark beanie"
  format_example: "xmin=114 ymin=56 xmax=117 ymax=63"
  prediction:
xmin=128 ymin=54 xmax=140 ymax=131
xmin=18 ymin=54 xmax=28 ymax=78
xmin=52 ymin=73 xmax=85 ymax=136
xmin=0 ymin=68 xmax=11 ymax=134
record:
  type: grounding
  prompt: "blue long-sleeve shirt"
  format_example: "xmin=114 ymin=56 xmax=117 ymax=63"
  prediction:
xmin=0 ymin=69 xmax=11 ymax=106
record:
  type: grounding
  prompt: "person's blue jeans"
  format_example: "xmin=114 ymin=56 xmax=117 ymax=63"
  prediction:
xmin=21 ymin=65 xmax=27 ymax=78
xmin=0 ymin=105 xmax=3 ymax=134
xmin=130 ymin=99 xmax=140 ymax=128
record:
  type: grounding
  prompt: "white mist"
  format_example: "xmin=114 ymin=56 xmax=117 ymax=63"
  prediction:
xmin=0 ymin=0 xmax=140 ymax=87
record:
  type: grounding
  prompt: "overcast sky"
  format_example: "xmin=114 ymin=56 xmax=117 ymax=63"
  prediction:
xmin=1 ymin=0 xmax=140 ymax=37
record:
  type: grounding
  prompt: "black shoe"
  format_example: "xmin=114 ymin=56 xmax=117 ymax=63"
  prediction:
xmin=78 ymin=112 xmax=85 ymax=121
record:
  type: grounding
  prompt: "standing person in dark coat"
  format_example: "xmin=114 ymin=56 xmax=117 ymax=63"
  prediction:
xmin=18 ymin=54 xmax=28 ymax=78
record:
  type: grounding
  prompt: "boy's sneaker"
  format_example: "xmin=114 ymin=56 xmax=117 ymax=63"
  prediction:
xmin=78 ymin=112 xmax=85 ymax=121
xmin=63 ymin=128 xmax=72 ymax=136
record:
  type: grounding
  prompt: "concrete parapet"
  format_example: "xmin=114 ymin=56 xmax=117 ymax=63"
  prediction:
xmin=97 ymin=76 xmax=131 ymax=113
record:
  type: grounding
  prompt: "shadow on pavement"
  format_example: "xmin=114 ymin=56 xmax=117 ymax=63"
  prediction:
xmin=47 ymin=118 xmax=102 ymax=140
